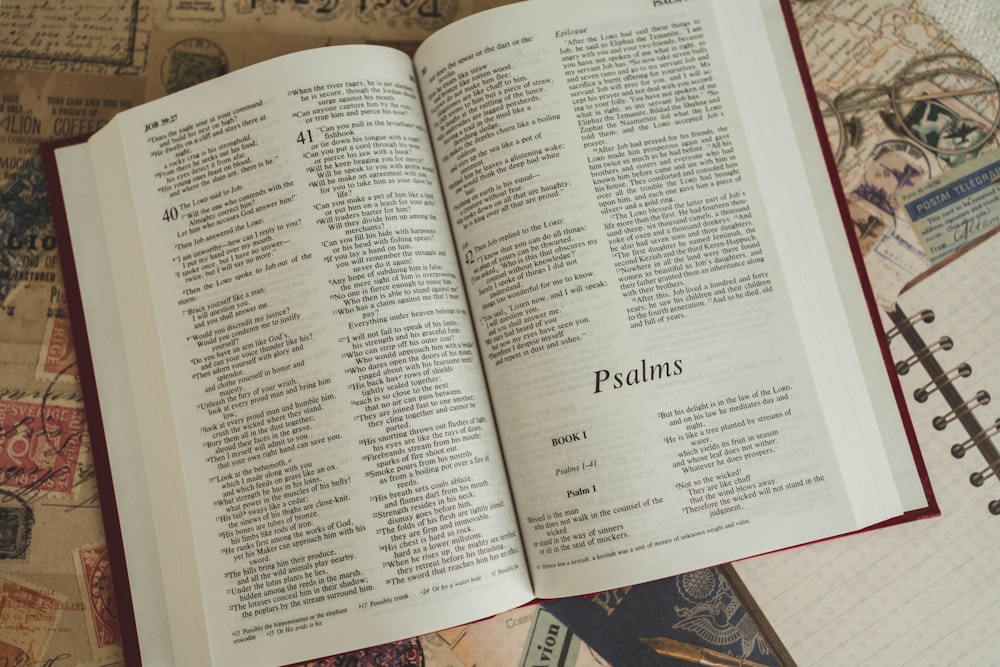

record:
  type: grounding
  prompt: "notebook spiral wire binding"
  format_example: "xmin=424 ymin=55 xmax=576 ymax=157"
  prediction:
xmin=895 ymin=336 xmax=953 ymax=375
xmin=913 ymin=363 xmax=971 ymax=403
xmin=887 ymin=309 xmax=934 ymax=342
xmin=889 ymin=306 xmax=1000 ymax=514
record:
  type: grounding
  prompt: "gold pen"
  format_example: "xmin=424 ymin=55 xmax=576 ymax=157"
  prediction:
xmin=640 ymin=637 xmax=770 ymax=667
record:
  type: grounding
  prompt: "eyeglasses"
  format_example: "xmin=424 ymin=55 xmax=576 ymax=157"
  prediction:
xmin=818 ymin=53 xmax=1000 ymax=167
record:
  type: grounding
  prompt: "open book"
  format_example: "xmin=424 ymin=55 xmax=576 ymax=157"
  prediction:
xmin=42 ymin=0 xmax=932 ymax=664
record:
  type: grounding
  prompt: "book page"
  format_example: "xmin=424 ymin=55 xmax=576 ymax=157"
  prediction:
xmin=80 ymin=45 xmax=531 ymax=665
xmin=415 ymin=0 xmax=915 ymax=597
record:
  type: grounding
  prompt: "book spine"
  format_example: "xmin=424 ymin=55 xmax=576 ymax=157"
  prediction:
xmin=889 ymin=306 xmax=1000 ymax=514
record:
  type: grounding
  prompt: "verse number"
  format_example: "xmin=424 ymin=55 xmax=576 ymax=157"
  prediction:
xmin=162 ymin=206 xmax=179 ymax=222
xmin=296 ymin=129 xmax=314 ymax=145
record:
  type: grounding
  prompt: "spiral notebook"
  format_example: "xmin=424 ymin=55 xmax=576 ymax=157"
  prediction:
xmin=732 ymin=228 xmax=1000 ymax=665
xmin=891 ymin=261 xmax=1000 ymax=514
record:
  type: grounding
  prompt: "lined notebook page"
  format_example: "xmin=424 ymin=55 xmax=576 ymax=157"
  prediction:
xmin=733 ymin=232 xmax=1000 ymax=665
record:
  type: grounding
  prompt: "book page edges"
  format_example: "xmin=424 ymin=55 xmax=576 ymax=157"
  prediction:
xmin=771 ymin=0 xmax=934 ymax=517
xmin=714 ymin=0 xmax=927 ymax=523
xmin=85 ymin=121 xmax=213 ymax=664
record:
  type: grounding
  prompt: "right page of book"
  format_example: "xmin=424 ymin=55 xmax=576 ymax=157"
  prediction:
xmin=735 ymin=231 xmax=1000 ymax=664
xmin=414 ymin=0 xmax=925 ymax=598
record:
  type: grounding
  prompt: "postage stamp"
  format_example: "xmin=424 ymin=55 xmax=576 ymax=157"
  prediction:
xmin=0 ymin=575 xmax=62 ymax=663
xmin=161 ymin=37 xmax=229 ymax=94
xmin=0 ymin=489 xmax=33 ymax=559
xmin=0 ymin=399 xmax=85 ymax=497
xmin=899 ymin=92 xmax=999 ymax=168
xmin=846 ymin=190 xmax=896 ymax=258
xmin=0 ymin=154 xmax=54 ymax=309
xmin=75 ymin=544 xmax=122 ymax=653
xmin=35 ymin=290 xmax=78 ymax=383
xmin=861 ymin=140 xmax=933 ymax=214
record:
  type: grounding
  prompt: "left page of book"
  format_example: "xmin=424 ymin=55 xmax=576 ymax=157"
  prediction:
xmin=53 ymin=45 xmax=532 ymax=666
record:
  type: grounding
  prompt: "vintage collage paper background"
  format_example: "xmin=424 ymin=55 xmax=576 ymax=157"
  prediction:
xmin=2 ymin=0 xmax=997 ymax=665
